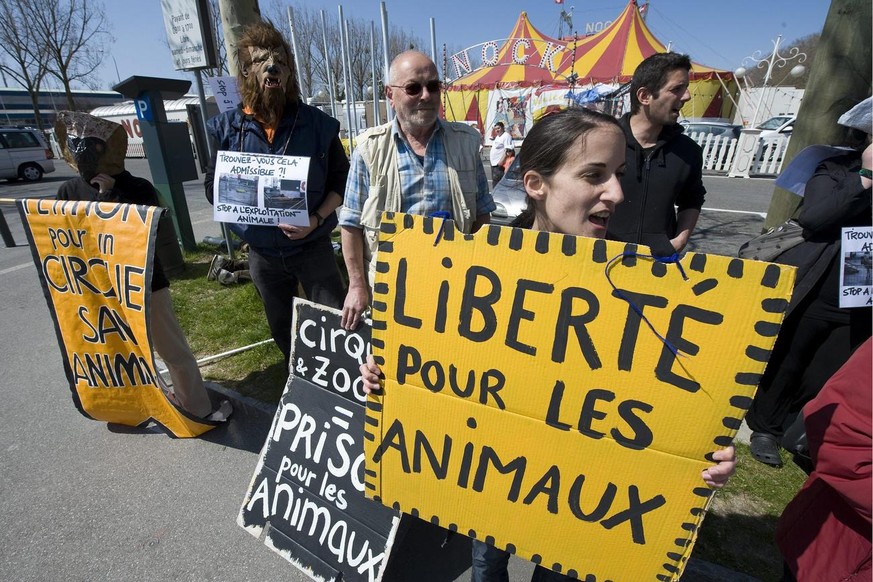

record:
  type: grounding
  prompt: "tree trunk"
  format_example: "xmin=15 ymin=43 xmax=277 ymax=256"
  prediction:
xmin=764 ymin=0 xmax=872 ymax=228
xmin=64 ymin=83 xmax=76 ymax=111
xmin=28 ymin=91 xmax=44 ymax=132
xmin=217 ymin=0 xmax=261 ymax=77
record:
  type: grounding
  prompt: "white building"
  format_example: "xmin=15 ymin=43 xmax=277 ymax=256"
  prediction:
xmin=732 ymin=86 xmax=804 ymax=127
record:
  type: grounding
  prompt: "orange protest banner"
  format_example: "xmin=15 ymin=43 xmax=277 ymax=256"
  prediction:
xmin=19 ymin=199 xmax=214 ymax=438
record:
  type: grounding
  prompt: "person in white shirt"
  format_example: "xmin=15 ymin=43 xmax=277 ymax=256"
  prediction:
xmin=489 ymin=121 xmax=514 ymax=184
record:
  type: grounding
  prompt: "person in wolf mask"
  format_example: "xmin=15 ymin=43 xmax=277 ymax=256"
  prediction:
xmin=205 ymin=20 xmax=349 ymax=369
xmin=55 ymin=111 xmax=232 ymax=423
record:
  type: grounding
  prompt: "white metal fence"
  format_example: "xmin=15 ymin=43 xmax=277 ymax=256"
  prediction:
xmin=754 ymin=137 xmax=791 ymax=175
xmin=686 ymin=132 xmax=790 ymax=176
xmin=687 ymin=132 xmax=739 ymax=173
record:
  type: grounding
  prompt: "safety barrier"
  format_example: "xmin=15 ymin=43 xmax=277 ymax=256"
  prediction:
xmin=688 ymin=131 xmax=789 ymax=177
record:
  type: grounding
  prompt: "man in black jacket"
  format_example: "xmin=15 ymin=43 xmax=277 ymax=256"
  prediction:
xmin=606 ymin=52 xmax=705 ymax=257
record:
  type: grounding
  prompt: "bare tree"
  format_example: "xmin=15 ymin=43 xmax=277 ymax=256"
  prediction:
xmin=263 ymin=2 xmax=344 ymax=99
xmin=345 ymin=19 xmax=374 ymax=101
xmin=387 ymin=27 xmax=424 ymax=61
xmin=24 ymin=0 xmax=114 ymax=110
xmin=200 ymin=0 xmax=230 ymax=77
xmin=781 ymin=34 xmax=818 ymax=90
xmin=0 ymin=1 xmax=50 ymax=130
xmin=264 ymin=0 xmax=320 ymax=98
xmin=320 ymin=13 xmax=346 ymax=101
xmin=263 ymin=2 xmax=425 ymax=103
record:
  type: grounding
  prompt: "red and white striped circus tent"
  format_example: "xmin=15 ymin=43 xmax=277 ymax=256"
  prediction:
xmin=443 ymin=0 xmax=736 ymax=139
xmin=446 ymin=12 xmax=565 ymax=90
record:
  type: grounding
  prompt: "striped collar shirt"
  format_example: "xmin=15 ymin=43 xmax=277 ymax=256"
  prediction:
xmin=339 ymin=118 xmax=493 ymax=227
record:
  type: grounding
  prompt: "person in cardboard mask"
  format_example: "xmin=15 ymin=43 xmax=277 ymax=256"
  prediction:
xmin=56 ymin=111 xmax=232 ymax=423
xmin=204 ymin=20 xmax=349 ymax=369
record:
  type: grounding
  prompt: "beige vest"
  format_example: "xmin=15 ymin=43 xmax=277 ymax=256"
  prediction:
xmin=356 ymin=120 xmax=482 ymax=284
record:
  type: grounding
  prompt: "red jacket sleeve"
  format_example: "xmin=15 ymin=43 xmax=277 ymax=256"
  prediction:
xmin=803 ymin=338 xmax=873 ymax=524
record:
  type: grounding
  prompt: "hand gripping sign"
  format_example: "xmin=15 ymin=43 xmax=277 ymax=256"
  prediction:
xmin=18 ymin=199 xmax=215 ymax=438
xmin=362 ymin=213 xmax=796 ymax=581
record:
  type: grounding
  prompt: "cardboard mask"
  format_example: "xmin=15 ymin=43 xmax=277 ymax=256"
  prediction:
xmin=55 ymin=111 xmax=127 ymax=179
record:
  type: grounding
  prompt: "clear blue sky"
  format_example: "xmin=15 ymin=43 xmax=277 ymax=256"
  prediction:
xmin=82 ymin=0 xmax=830 ymax=92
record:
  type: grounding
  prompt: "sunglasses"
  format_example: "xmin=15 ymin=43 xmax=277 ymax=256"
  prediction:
xmin=389 ymin=79 xmax=441 ymax=96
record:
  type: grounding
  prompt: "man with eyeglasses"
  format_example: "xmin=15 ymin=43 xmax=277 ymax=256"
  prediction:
xmin=339 ymin=50 xmax=494 ymax=331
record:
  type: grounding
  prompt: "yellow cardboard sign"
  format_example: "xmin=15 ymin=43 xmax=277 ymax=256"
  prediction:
xmin=363 ymin=213 xmax=795 ymax=581
xmin=19 ymin=199 xmax=214 ymax=438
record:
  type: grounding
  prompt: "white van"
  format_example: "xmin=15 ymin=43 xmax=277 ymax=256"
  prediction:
xmin=0 ymin=128 xmax=56 ymax=182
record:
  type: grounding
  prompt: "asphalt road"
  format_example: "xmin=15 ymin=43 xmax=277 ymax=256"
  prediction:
xmin=0 ymin=160 xmax=770 ymax=581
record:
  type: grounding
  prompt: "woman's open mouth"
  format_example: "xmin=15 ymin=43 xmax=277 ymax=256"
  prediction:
xmin=590 ymin=211 xmax=610 ymax=227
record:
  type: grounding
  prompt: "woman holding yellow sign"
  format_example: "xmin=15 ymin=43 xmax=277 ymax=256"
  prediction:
xmin=358 ymin=108 xmax=737 ymax=581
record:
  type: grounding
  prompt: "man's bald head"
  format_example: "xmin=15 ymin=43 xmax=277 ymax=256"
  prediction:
xmin=386 ymin=50 xmax=441 ymax=135
xmin=389 ymin=51 xmax=437 ymax=85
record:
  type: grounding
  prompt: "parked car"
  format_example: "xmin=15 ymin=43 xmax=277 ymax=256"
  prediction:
xmin=679 ymin=120 xmax=741 ymax=140
xmin=0 ymin=127 xmax=56 ymax=182
xmin=753 ymin=115 xmax=796 ymax=168
xmin=490 ymin=155 xmax=526 ymax=226
xmin=757 ymin=115 xmax=796 ymax=138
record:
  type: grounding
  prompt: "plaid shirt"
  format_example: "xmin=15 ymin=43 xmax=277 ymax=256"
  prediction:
xmin=339 ymin=119 xmax=494 ymax=227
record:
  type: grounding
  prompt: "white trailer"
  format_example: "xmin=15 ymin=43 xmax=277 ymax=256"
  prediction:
xmin=90 ymin=96 xmax=210 ymax=158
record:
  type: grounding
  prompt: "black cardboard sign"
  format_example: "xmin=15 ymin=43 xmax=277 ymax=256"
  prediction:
xmin=239 ymin=300 xmax=472 ymax=581
xmin=238 ymin=300 xmax=398 ymax=581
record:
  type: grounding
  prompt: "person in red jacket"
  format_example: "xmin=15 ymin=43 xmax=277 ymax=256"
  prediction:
xmin=776 ymin=338 xmax=871 ymax=581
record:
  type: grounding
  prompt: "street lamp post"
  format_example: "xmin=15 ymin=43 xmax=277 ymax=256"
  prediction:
xmin=734 ymin=35 xmax=807 ymax=128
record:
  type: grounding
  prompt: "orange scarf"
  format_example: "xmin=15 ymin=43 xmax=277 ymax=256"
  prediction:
xmin=242 ymin=106 xmax=277 ymax=144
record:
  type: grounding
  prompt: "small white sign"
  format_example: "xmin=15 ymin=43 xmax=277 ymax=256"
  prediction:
xmin=213 ymin=151 xmax=312 ymax=227
xmin=839 ymin=226 xmax=872 ymax=308
xmin=206 ymin=76 xmax=241 ymax=113
xmin=161 ymin=0 xmax=210 ymax=71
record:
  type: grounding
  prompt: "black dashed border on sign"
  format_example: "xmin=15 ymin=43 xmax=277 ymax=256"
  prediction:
xmin=363 ymin=212 xmax=401 ymax=500
xmin=639 ymin=250 xmax=794 ymax=582
xmin=486 ymin=224 xmax=501 ymax=247
xmin=509 ymin=227 xmax=524 ymax=251
xmin=422 ymin=215 xmax=435 ymax=235
xmin=368 ymin=215 xmax=796 ymax=582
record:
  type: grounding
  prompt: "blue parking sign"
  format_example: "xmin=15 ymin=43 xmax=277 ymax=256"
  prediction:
xmin=134 ymin=95 xmax=154 ymax=122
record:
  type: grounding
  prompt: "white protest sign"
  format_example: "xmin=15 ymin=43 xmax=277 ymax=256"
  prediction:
xmin=840 ymin=226 xmax=872 ymax=308
xmin=160 ymin=0 xmax=212 ymax=71
xmin=206 ymin=76 xmax=241 ymax=113
xmin=213 ymin=151 xmax=311 ymax=227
